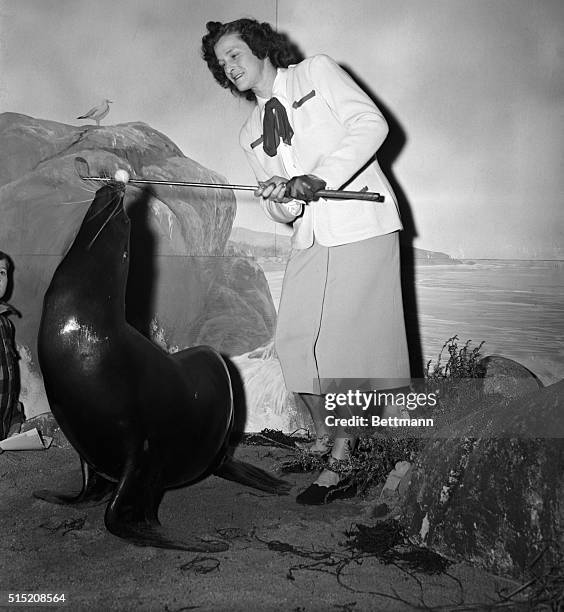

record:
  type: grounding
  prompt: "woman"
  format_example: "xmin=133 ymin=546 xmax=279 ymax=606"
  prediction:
xmin=202 ymin=19 xmax=410 ymax=504
xmin=0 ymin=251 xmax=23 ymax=440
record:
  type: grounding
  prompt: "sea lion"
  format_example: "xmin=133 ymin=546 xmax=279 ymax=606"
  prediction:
xmin=34 ymin=176 xmax=290 ymax=551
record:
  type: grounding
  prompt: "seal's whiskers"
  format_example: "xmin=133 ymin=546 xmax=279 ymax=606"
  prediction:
xmin=76 ymin=183 xmax=98 ymax=196
xmin=86 ymin=193 xmax=123 ymax=250
xmin=61 ymin=197 xmax=97 ymax=206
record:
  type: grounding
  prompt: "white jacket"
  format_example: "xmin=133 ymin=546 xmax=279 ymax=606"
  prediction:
xmin=239 ymin=54 xmax=403 ymax=249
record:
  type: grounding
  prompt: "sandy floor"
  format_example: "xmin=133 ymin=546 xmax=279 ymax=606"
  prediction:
xmin=0 ymin=444 xmax=523 ymax=611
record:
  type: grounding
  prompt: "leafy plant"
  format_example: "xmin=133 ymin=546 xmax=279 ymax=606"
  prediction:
xmin=425 ymin=335 xmax=485 ymax=381
xmin=423 ymin=335 xmax=486 ymax=415
xmin=331 ymin=435 xmax=421 ymax=495
xmin=279 ymin=435 xmax=421 ymax=495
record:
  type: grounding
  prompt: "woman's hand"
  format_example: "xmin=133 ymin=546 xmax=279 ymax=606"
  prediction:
xmin=255 ymin=174 xmax=327 ymax=203
xmin=285 ymin=175 xmax=327 ymax=202
xmin=255 ymin=176 xmax=291 ymax=203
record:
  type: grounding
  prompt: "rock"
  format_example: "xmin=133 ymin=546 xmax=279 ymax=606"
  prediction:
xmin=0 ymin=115 xmax=233 ymax=257
xmin=402 ymin=378 xmax=564 ymax=579
xmin=190 ymin=257 xmax=277 ymax=355
xmin=0 ymin=113 xmax=277 ymax=418
xmin=366 ymin=461 xmax=414 ymax=521
xmin=21 ymin=412 xmax=70 ymax=448
xmin=396 ymin=462 xmax=414 ymax=498
xmin=382 ymin=461 xmax=412 ymax=493
xmin=232 ymin=342 xmax=314 ymax=433
xmin=480 ymin=355 xmax=543 ymax=400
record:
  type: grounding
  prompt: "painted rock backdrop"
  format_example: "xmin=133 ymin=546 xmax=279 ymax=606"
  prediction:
xmin=0 ymin=112 xmax=297 ymax=427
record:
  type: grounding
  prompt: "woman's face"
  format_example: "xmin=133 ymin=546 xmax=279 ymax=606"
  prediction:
xmin=214 ymin=32 xmax=271 ymax=96
xmin=0 ymin=260 xmax=8 ymax=300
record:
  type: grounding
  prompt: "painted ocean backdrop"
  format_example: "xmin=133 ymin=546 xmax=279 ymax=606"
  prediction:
xmin=230 ymin=228 xmax=563 ymax=386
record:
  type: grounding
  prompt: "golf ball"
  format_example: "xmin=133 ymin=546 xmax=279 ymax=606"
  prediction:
xmin=114 ymin=169 xmax=130 ymax=184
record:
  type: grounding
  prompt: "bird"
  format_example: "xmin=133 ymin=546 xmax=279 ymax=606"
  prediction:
xmin=77 ymin=99 xmax=113 ymax=127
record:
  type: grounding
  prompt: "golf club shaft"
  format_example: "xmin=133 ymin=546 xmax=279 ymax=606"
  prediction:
xmin=83 ymin=176 xmax=385 ymax=202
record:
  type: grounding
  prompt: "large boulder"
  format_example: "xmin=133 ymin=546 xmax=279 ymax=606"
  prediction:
xmin=189 ymin=257 xmax=277 ymax=356
xmin=403 ymin=377 xmax=564 ymax=579
xmin=480 ymin=354 xmax=543 ymax=399
xmin=0 ymin=113 xmax=276 ymax=418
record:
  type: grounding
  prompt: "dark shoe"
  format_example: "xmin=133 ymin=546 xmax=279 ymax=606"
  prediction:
xmin=296 ymin=480 xmax=357 ymax=505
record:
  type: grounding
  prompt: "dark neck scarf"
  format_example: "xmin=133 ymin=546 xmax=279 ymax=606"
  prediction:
xmin=262 ymin=97 xmax=294 ymax=157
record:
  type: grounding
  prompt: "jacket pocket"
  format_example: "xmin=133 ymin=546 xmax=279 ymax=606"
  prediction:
xmin=292 ymin=90 xmax=316 ymax=109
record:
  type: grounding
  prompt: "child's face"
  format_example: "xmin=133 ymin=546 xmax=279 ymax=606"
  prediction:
xmin=0 ymin=260 xmax=8 ymax=299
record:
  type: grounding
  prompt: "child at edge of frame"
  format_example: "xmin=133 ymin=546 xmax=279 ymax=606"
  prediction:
xmin=0 ymin=250 xmax=25 ymax=441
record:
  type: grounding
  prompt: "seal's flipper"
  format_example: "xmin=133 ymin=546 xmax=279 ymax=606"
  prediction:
xmin=33 ymin=458 xmax=114 ymax=506
xmin=104 ymin=448 xmax=228 ymax=552
xmin=214 ymin=457 xmax=292 ymax=495
xmin=104 ymin=520 xmax=229 ymax=553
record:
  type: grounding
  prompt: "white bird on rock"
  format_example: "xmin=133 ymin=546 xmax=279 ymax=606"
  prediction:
xmin=77 ymin=99 xmax=113 ymax=127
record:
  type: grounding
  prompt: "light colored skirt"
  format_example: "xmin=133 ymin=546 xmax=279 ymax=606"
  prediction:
xmin=275 ymin=231 xmax=410 ymax=394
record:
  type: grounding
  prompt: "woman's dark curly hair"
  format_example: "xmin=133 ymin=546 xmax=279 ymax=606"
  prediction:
xmin=202 ymin=19 xmax=303 ymax=102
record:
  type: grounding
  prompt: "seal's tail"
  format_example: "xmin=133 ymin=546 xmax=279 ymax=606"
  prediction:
xmin=214 ymin=458 xmax=292 ymax=495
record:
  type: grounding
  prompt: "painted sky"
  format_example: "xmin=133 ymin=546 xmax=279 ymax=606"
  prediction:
xmin=0 ymin=0 xmax=562 ymax=258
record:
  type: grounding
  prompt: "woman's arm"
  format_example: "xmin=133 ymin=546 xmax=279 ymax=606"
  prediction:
xmin=305 ymin=54 xmax=389 ymax=190
xmin=243 ymin=149 xmax=303 ymax=223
